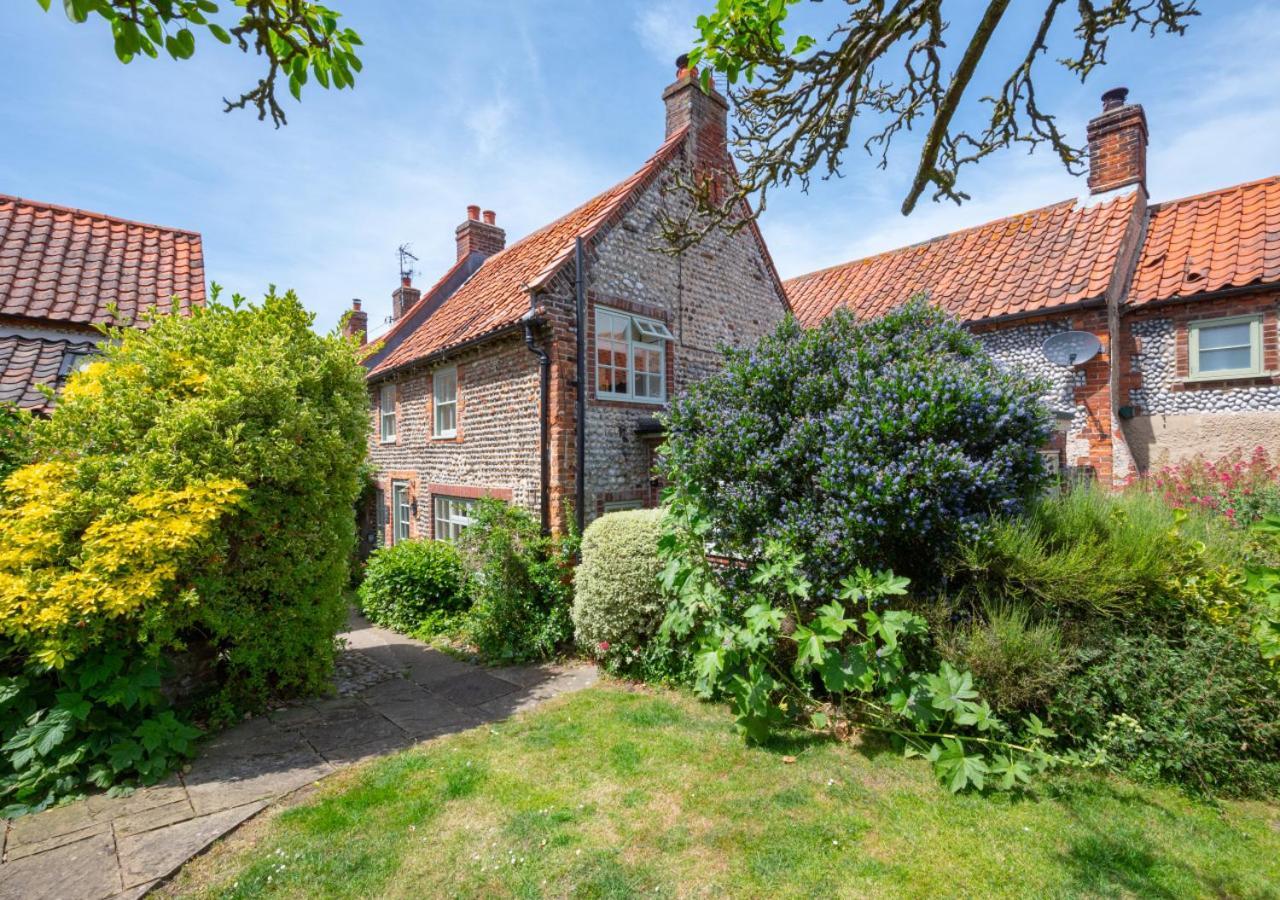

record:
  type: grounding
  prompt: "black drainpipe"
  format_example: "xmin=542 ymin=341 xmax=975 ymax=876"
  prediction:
xmin=574 ymin=237 xmax=587 ymax=534
xmin=522 ymin=317 xmax=551 ymax=534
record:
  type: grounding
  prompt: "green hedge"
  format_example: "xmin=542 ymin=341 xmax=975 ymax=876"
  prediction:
xmin=572 ymin=509 xmax=666 ymax=671
xmin=358 ymin=540 xmax=468 ymax=634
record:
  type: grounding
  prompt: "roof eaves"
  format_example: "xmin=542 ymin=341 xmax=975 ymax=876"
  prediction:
xmin=367 ymin=317 xmax=527 ymax=383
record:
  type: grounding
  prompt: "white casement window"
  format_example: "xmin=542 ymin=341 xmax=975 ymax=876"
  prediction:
xmin=391 ymin=481 xmax=412 ymax=544
xmin=595 ymin=307 xmax=672 ymax=403
xmin=433 ymin=365 xmax=458 ymax=438
xmin=379 ymin=384 xmax=397 ymax=443
xmin=433 ymin=496 xmax=476 ymax=541
xmin=1189 ymin=315 xmax=1264 ymax=379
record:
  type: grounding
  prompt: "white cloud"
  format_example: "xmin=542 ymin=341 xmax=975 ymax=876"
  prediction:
xmin=465 ymin=96 xmax=514 ymax=156
xmin=635 ymin=0 xmax=701 ymax=64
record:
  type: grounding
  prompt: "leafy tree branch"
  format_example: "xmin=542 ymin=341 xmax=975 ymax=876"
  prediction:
xmin=667 ymin=0 xmax=1198 ymax=247
xmin=33 ymin=0 xmax=363 ymax=126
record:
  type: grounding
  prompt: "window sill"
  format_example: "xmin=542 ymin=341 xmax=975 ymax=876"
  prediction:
xmin=1176 ymin=371 xmax=1278 ymax=387
xmin=432 ymin=433 xmax=459 ymax=441
xmin=595 ymin=394 xmax=666 ymax=408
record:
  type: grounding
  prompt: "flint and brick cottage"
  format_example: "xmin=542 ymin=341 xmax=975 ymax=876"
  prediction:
xmin=355 ymin=61 xmax=790 ymax=544
xmin=0 ymin=194 xmax=205 ymax=413
xmin=785 ymin=88 xmax=1280 ymax=484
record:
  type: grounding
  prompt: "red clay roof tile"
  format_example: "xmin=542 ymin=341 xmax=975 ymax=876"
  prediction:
xmin=0 ymin=194 xmax=205 ymax=327
xmin=1130 ymin=175 xmax=1280 ymax=304
xmin=370 ymin=128 xmax=689 ymax=377
xmin=784 ymin=192 xmax=1139 ymax=326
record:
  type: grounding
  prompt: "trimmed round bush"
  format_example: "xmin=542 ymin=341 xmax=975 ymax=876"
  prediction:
xmin=572 ymin=508 xmax=666 ymax=669
xmin=358 ymin=539 xmax=468 ymax=634
xmin=660 ymin=298 xmax=1051 ymax=591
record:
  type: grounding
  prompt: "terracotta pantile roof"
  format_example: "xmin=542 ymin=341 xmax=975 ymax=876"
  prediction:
xmin=0 ymin=335 xmax=95 ymax=414
xmin=1130 ymin=175 xmax=1280 ymax=305
xmin=370 ymin=129 xmax=689 ymax=377
xmin=785 ymin=191 xmax=1140 ymax=327
xmin=0 ymin=194 xmax=205 ymax=327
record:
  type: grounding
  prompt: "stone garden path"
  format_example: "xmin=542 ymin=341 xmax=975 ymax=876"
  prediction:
xmin=0 ymin=612 xmax=598 ymax=900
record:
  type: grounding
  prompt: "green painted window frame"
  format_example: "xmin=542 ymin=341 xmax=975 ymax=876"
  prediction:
xmin=1188 ymin=314 xmax=1264 ymax=380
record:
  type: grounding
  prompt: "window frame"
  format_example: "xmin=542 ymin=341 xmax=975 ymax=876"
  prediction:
xmin=1188 ymin=314 xmax=1264 ymax=380
xmin=374 ymin=487 xmax=387 ymax=547
xmin=594 ymin=306 xmax=669 ymax=404
xmin=379 ymin=383 xmax=397 ymax=443
xmin=391 ymin=481 xmax=412 ymax=544
xmin=433 ymin=365 xmax=458 ymax=438
xmin=433 ymin=495 xmax=475 ymax=542
xmin=602 ymin=499 xmax=644 ymax=513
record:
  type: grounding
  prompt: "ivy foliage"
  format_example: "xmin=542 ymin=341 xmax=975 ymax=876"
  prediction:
xmin=0 ymin=403 xmax=30 ymax=483
xmin=0 ymin=287 xmax=368 ymax=812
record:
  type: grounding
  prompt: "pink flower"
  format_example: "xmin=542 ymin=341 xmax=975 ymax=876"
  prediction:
xmin=598 ymin=641 xmax=611 ymax=652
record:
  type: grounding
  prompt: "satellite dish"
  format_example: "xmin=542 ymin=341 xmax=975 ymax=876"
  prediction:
xmin=1041 ymin=331 xmax=1101 ymax=367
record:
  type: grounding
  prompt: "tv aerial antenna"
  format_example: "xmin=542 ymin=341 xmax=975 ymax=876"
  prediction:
xmin=397 ymin=243 xmax=419 ymax=282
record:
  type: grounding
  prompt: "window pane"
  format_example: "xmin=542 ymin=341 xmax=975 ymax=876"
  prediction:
xmin=1198 ymin=322 xmax=1251 ymax=351
xmin=1199 ymin=346 xmax=1253 ymax=372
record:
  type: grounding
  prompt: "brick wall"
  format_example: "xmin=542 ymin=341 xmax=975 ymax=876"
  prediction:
xmin=365 ymin=334 xmax=542 ymax=542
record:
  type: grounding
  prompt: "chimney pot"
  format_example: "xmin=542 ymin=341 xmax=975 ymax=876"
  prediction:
xmin=342 ymin=298 xmax=369 ymax=343
xmin=401 ymin=274 xmax=412 ymax=288
xmin=1101 ymin=87 xmax=1129 ymax=111
xmin=456 ymin=206 xmax=506 ymax=261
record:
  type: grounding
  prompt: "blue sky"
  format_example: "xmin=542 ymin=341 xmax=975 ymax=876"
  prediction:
xmin=4 ymin=1 xmax=1278 ymax=334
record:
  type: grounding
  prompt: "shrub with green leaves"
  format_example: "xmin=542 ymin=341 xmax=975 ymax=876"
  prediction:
xmin=358 ymin=539 xmax=467 ymax=634
xmin=458 ymin=499 xmax=576 ymax=663
xmin=1053 ymin=618 xmax=1280 ymax=799
xmin=572 ymin=509 xmax=666 ymax=672
xmin=952 ymin=486 xmax=1244 ymax=622
xmin=0 ymin=286 xmax=368 ymax=812
xmin=660 ymin=499 xmax=1074 ymax=793
xmin=0 ymin=402 xmax=30 ymax=482
xmin=934 ymin=600 xmax=1068 ymax=719
xmin=660 ymin=298 xmax=1051 ymax=594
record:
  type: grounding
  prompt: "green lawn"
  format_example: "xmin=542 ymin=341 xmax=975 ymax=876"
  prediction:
xmin=167 ymin=684 xmax=1280 ymax=899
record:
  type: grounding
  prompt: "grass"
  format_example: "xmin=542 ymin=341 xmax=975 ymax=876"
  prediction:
xmin=165 ymin=684 xmax=1280 ymax=899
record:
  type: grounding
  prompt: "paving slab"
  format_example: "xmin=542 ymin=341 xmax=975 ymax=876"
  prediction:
xmin=117 ymin=802 xmax=266 ymax=890
xmin=0 ymin=611 xmax=597 ymax=899
xmin=0 ymin=830 xmax=119 ymax=900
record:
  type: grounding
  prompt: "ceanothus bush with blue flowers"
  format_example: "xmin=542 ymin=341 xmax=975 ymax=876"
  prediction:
xmin=659 ymin=297 xmax=1051 ymax=590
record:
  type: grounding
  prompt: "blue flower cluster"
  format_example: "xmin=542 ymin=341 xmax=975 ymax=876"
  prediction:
xmin=659 ymin=298 xmax=1051 ymax=595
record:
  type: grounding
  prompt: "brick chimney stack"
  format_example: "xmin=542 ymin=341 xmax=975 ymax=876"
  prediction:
xmin=662 ymin=54 xmax=730 ymax=179
xmin=1087 ymin=87 xmax=1148 ymax=196
xmin=455 ymin=205 xmax=506 ymax=261
xmin=342 ymin=299 xmax=368 ymax=343
xmin=391 ymin=275 xmax=420 ymax=322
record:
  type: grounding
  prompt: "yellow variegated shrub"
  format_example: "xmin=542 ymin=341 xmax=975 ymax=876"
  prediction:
xmin=0 ymin=287 xmax=368 ymax=811
xmin=0 ymin=469 xmax=246 ymax=668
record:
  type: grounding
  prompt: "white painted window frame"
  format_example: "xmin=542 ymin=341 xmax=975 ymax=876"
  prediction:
xmin=433 ymin=365 xmax=458 ymax=438
xmin=433 ymin=495 xmax=475 ymax=542
xmin=391 ymin=481 xmax=411 ymax=544
xmin=379 ymin=383 xmax=397 ymax=443
xmin=1188 ymin=314 xmax=1264 ymax=380
xmin=594 ymin=306 xmax=670 ymax=404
